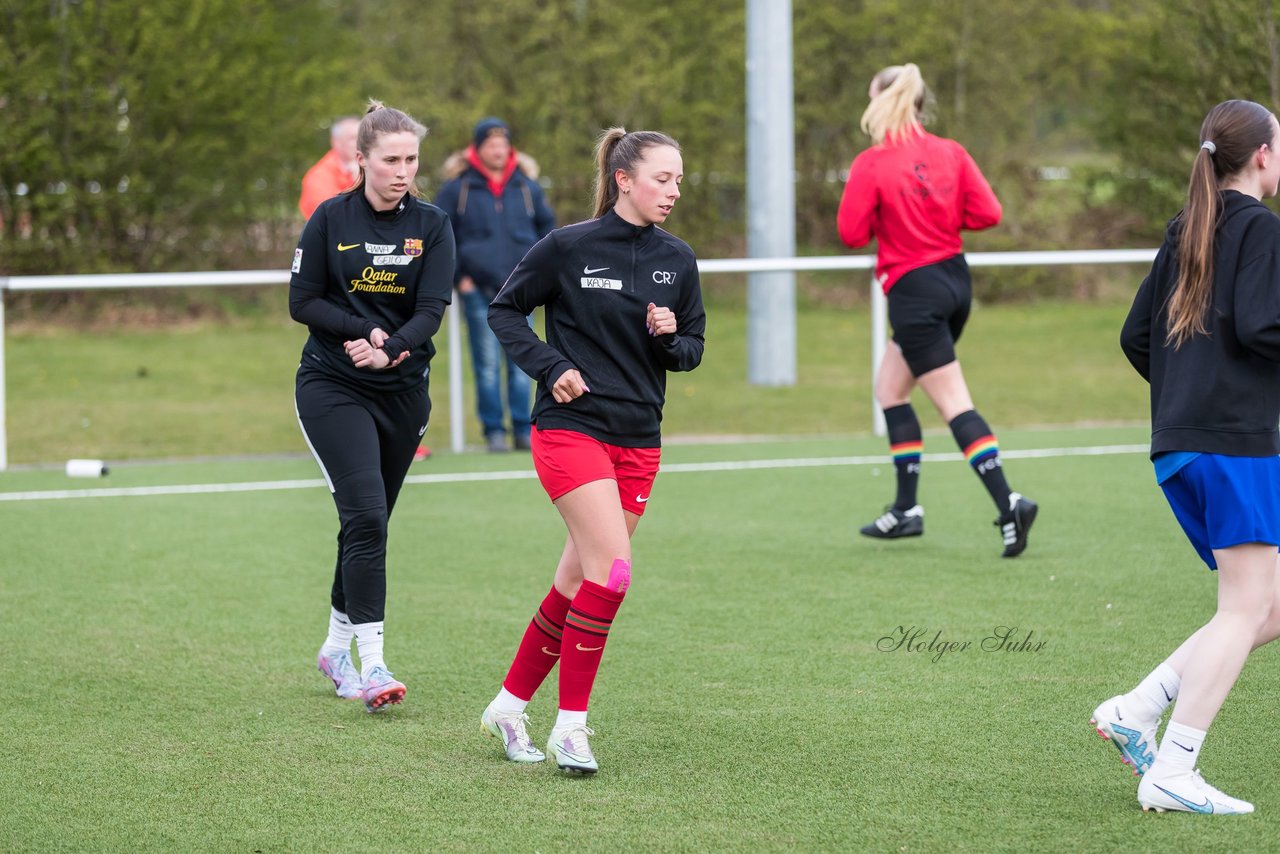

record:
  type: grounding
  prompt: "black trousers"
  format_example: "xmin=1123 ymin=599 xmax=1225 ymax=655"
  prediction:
xmin=295 ymin=367 xmax=430 ymax=624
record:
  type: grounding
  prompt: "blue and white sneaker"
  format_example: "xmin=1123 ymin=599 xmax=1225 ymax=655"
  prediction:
xmin=316 ymin=648 xmax=363 ymax=700
xmin=1138 ymin=765 xmax=1254 ymax=814
xmin=360 ymin=666 xmax=406 ymax=713
xmin=481 ymin=703 xmax=546 ymax=763
xmin=546 ymin=723 xmax=598 ymax=775
xmin=1090 ymin=694 xmax=1157 ymax=776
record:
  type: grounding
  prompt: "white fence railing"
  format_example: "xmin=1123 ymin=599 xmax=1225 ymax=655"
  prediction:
xmin=0 ymin=248 xmax=1158 ymax=471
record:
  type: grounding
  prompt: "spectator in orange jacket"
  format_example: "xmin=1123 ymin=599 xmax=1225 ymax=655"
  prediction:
xmin=299 ymin=117 xmax=360 ymax=220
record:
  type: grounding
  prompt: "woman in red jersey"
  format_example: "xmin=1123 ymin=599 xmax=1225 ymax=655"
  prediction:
xmin=838 ymin=63 xmax=1036 ymax=557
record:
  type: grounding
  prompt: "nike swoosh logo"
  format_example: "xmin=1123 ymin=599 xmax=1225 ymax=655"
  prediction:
xmin=1109 ymin=723 xmax=1154 ymax=763
xmin=583 ymin=265 xmax=610 ymax=275
xmin=555 ymin=742 xmax=594 ymax=763
xmin=1162 ymin=684 xmax=1174 ymax=703
xmin=636 ymin=494 xmax=650 ymax=503
xmin=541 ymin=646 xmax=560 ymax=657
xmin=575 ymin=643 xmax=603 ymax=652
xmin=1154 ymin=784 xmax=1213 ymax=813
xmin=1171 ymin=740 xmax=1194 ymax=752
xmin=338 ymin=243 xmax=360 ymax=251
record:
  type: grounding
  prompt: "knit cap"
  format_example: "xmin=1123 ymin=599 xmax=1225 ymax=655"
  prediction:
xmin=473 ymin=117 xmax=510 ymax=148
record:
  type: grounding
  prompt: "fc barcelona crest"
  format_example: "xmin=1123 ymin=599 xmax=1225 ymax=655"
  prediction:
xmin=404 ymin=238 xmax=423 ymax=256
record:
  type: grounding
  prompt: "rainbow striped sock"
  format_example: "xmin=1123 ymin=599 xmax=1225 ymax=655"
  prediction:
xmin=892 ymin=440 xmax=923 ymax=462
xmin=949 ymin=410 xmax=1012 ymax=511
xmin=963 ymin=435 xmax=999 ymax=468
xmin=884 ymin=404 xmax=923 ymax=510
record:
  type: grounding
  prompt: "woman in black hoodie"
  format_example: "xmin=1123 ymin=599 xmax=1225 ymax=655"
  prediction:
xmin=1092 ymin=99 xmax=1280 ymax=815
xmin=480 ymin=128 xmax=705 ymax=775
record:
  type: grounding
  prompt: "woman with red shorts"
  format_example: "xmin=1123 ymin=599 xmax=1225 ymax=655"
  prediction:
xmin=482 ymin=127 xmax=705 ymax=774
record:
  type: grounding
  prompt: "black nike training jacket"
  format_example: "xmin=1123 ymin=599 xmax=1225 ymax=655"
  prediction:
xmin=1121 ymin=189 xmax=1280 ymax=458
xmin=489 ymin=209 xmax=706 ymax=447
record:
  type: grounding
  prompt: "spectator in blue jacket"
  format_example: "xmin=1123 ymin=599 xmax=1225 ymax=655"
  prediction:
xmin=434 ymin=117 xmax=556 ymax=452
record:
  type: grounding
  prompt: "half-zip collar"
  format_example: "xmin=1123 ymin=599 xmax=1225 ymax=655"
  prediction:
xmin=359 ymin=190 xmax=413 ymax=222
xmin=601 ymin=208 xmax=653 ymax=293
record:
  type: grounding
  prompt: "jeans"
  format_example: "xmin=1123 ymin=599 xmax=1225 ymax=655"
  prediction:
xmin=462 ymin=288 xmax=532 ymax=439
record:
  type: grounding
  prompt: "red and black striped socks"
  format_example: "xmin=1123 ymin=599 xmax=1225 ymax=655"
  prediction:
xmin=558 ymin=578 xmax=626 ymax=712
xmin=502 ymin=585 xmax=572 ymax=702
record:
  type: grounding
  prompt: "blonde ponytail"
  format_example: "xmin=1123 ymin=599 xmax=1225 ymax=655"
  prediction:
xmin=349 ymin=99 xmax=429 ymax=197
xmin=860 ymin=63 xmax=932 ymax=145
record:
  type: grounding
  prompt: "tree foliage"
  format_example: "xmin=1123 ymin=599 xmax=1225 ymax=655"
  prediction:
xmin=2 ymin=0 xmax=1276 ymax=283
xmin=0 ymin=0 xmax=358 ymax=273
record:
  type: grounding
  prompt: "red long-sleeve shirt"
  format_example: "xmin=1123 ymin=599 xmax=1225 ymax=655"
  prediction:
xmin=837 ymin=129 xmax=1001 ymax=293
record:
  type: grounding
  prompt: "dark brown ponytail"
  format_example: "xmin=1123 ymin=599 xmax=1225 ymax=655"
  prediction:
xmin=591 ymin=127 xmax=681 ymax=218
xmin=1168 ymin=100 xmax=1274 ymax=347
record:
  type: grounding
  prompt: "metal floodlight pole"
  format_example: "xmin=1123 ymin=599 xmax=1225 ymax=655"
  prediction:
xmin=745 ymin=0 xmax=797 ymax=386
xmin=447 ymin=299 xmax=464 ymax=453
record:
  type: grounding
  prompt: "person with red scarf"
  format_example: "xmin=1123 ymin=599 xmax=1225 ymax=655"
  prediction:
xmin=433 ymin=118 xmax=556 ymax=452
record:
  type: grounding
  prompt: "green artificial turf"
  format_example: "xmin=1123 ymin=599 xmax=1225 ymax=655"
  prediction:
xmin=3 ymin=429 xmax=1275 ymax=851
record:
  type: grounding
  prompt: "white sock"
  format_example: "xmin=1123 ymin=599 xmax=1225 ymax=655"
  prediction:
xmin=554 ymin=709 xmax=588 ymax=730
xmin=321 ymin=608 xmax=355 ymax=656
xmin=1156 ymin=721 xmax=1205 ymax=774
xmin=1130 ymin=662 xmax=1179 ymax=719
xmin=492 ymin=687 xmax=528 ymax=715
xmin=352 ymin=621 xmax=386 ymax=677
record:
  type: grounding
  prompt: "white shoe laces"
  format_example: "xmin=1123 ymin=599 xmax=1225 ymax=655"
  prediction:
xmin=558 ymin=724 xmax=596 ymax=757
xmin=494 ymin=710 xmax=537 ymax=751
xmin=508 ymin=712 xmax=537 ymax=751
xmin=1190 ymin=768 xmax=1233 ymax=801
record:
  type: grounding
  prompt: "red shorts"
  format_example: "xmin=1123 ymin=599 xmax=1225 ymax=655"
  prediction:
xmin=530 ymin=427 xmax=661 ymax=516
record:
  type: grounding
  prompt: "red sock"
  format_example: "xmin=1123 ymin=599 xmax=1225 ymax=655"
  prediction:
xmin=502 ymin=586 xmax=571 ymax=701
xmin=558 ymin=580 xmax=625 ymax=712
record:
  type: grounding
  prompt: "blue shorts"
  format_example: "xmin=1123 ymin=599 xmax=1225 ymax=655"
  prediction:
xmin=1159 ymin=453 xmax=1280 ymax=570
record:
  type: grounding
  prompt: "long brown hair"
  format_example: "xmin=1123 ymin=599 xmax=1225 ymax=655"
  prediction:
xmin=1168 ymin=99 xmax=1275 ymax=348
xmin=592 ymin=127 xmax=681 ymax=218
xmin=347 ymin=99 xmax=429 ymax=198
xmin=860 ymin=63 xmax=934 ymax=145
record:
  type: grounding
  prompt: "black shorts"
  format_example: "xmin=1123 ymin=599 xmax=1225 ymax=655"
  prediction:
xmin=887 ymin=255 xmax=972 ymax=377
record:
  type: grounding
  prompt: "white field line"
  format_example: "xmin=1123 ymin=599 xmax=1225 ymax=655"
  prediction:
xmin=0 ymin=443 xmax=1149 ymax=503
